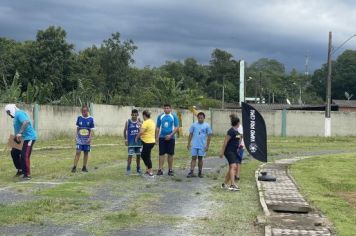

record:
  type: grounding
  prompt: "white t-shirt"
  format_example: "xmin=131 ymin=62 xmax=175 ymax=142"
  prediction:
xmin=237 ymin=125 xmax=244 ymax=147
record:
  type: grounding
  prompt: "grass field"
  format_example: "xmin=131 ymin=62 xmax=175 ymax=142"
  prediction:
xmin=1 ymin=135 xmax=356 ymax=235
xmin=291 ymin=153 xmax=356 ymax=235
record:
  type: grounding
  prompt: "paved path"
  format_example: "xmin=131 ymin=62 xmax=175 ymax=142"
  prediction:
xmin=257 ymin=157 xmax=335 ymax=236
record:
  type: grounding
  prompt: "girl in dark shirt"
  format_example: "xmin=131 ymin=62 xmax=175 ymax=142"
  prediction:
xmin=219 ymin=116 xmax=242 ymax=191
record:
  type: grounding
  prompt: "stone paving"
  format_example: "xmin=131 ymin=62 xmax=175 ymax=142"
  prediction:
xmin=256 ymin=157 xmax=335 ymax=236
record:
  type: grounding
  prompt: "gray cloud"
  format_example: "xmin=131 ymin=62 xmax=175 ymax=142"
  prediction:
xmin=1 ymin=0 xmax=356 ymax=72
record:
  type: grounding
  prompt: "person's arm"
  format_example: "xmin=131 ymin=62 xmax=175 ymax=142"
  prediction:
xmin=88 ymin=119 xmax=95 ymax=144
xmin=123 ymin=121 xmax=128 ymax=146
xmin=166 ymin=114 xmax=179 ymax=140
xmin=187 ymin=133 xmax=193 ymax=150
xmin=220 ymin=135 xmax=231 ymax=158
xmin=16 ymin=121 xmax=30 ymax=141
xmin=206 ymin=134 xmax=212 ymax=152
xmin=155 ymin=127 xmax=160 ymax=144
xmin=136 ymin=121 xmax=146 ymax=142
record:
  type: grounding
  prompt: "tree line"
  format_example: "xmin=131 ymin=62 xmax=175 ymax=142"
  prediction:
xmin=1 ymin=26 xmax=355 ymax=108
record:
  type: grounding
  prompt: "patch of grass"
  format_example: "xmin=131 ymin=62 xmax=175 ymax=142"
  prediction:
xmin=196 ymin=159 xmax=263 ymax=236
xmin=291 ymin=153 xmax=356 ymax=235
xmin=0 ymin=198 xmax=87 ymax=225
xmin=36 ymin=183 xmax=90 ymax=198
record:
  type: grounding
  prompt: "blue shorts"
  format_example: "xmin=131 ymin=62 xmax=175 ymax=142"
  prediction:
xmin=76 ymin=144 xmax=91 ymax=152
xmin=191 ymin=148 xmax=205 ymax=157
xmin=237 ymin=149 xmax=244 ymax=164
xmin=128 ymin=147 xmax=141 ymax=156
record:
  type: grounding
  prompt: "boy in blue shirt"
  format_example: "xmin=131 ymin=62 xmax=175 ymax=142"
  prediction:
xmin=123 ymin=109 xmax=142 ymax=175
xmin=155 ymin=104 xmax=179 ymax=176
xmin=187 ymin=112 xmax=212 ymax=178
xmin=72 ymin=105 xmax=95 ymax=173
xmin=5 ymin=104 xmax=37 ymax=180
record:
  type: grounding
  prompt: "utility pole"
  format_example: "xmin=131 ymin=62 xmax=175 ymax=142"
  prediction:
xmin=222 ymin=76 xmax=225 ymax=109
xmin=325 ymin=31 xmax=332 ymax=137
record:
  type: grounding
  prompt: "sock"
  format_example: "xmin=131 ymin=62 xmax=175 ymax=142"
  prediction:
xmin=137 ymin=166 xmax=141 ymax=172
xmin=127 ymin=165 xmax=131 ymax=171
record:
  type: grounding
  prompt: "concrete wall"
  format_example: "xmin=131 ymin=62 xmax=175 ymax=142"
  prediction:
xmin=2 ymin=103 xmax=356 ymax=143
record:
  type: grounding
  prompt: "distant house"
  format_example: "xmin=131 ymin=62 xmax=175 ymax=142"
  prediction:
xmin=333 ymin=100 xmax=356 ymax=112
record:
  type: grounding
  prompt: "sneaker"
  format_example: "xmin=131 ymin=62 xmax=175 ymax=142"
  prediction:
xmin=168 ymin=169 xmax=174 ymax=176
xmin=221 ymin=183 xmax=227 ymax=189
xmin=82 ymin=167 xmax=88 ymax=172
xmin=15 ymin=170 xmax=23 ymax=177
xmin=126 ymin=170 xmax=131 ymax=175
xmin=235 ymin=176 xmax=240 ymax=181
xmin=156 ymin=169 xmax=163 ymax=176
xmin=71 ymin=166 xmax=77 ymax=173
xmin=22 ymin=176 xmax=31 ymax=181
xmin=228 ymin=185 xmax=240 ymax=191
xmin=198 ymin=172 xmax=203 ymax=178
xmin=187 ymin=171 xmax=195 ymax=178
xmin=145 ymin=172 xmax=154 ymax=178
xmin=137 ymin=168 xmax=142 ymax=175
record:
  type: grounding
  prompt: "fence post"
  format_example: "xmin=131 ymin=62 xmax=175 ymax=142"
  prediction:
xmin=33 ymin=103 xmax=39 ymax=132
xmin=281 ymin=109 xmax=287 ymax=137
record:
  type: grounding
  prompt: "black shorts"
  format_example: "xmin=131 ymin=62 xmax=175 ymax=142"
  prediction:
xmin=159 ymin=138 xmax=175 ymax=155
xmin=224 ymin=151 xmax=238 ymax=165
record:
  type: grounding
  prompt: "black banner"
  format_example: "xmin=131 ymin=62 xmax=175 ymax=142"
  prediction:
xmin=241 ymin=102 xmax=267 ymax=162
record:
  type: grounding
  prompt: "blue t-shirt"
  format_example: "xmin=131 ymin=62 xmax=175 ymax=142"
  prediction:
xmin=76 ymin=116 xmax=95 ymax=145
xmin=127 ymin=119 xmax=142 ymax=147
xmin=189 ymin=122 xmax=212 ymax=149
xmin=13 ymin=110 xmax=37 ymax=141
xmin=156 ymin=113 xmax=179 ymax=139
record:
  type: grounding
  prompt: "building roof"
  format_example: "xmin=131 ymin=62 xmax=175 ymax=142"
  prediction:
xmin=332 ymin=100 xmax=356 ymax=108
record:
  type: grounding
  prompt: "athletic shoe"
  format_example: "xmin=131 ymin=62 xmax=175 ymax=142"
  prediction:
xmin=187 ymin=171 xmax=195 ymax=178
xmin=221 ymin=183 xmax=227 ymax=189
xmin=126 ymin=170 xmax=131 ymax=175
xmin=15 ymin=170 xmax=23 ymax=177
xmin=235 ymin=176 xmax=240 ymax=181
xmin=145 ymin=172 xmax=154 ymax=178
xmin=71 ymin=166 xmax=77 ymax=173
xmin=228 ymin=185 xmax=240 ymax=191
xmin=137 ymin=168 xmax=142 ymax=175
xmin=22 ymin=176 xmax=31 ymax=181
xmin=168 ymin=169 xmax=174 ymax=176
xmin=156 ymin=169 xmax=163 ymax=176
xmin=82 ymin=167 xmax=88 ymax=172
xmin=198 ymin=172 xmax=203 ymax=178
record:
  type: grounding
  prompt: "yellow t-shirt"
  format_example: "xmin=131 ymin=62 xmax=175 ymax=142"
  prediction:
xmin=141 ymin=119 xmax=156 ymax=143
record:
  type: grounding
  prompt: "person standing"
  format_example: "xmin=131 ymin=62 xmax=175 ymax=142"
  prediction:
xmin=219 ymin=116 xmax=242 ymax=191
xmin=155 ymin=104 xmax=179 ymax=176
xmin=136 ymin=110 xmax=155 ymax=177
xmin=124 ymin=109 xmax=142 ymax=175
xmin=187 ymin=112 xmax=212 ymax=178
xmin=5 ymin=104 xmax=37 ymax=180
xmin=71 ymin=105 xmax=95 ymax=173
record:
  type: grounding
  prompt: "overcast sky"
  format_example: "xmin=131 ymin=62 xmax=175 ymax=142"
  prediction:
xmin=1 ymin=0 xmax=356 ymax=72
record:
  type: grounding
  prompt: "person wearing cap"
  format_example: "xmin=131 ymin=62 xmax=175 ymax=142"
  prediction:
xmin=5 ymin=104 xmax=37 ymax=180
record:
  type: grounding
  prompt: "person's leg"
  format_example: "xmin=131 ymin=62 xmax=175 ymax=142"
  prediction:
xmin=21 ymin=140 xmax=35 ymax=179
xmin=157 ymin=138 xmax=165 ymax=175
xmin=198 ymin=156 xmax=203 ymax=177
xmin=235 ymin=149 xmax=243 ymax=180
xmin=72 ymin=150 xmax=81 ymax=172
xmin=135 ymin=147 xmax=141 ymax=174
xmin=146 ymin=143 xmax=154 ymax=174
xmin=236 ymin=163 xmax=241 ymax=180
xmin=82 ymin=151 xmax=89 ymax=172
xmin=187 ymin=156 xmax=197 ymax=177
xmin=11 ymin=148 xmax=22 ymax=172
xmin=167 ymin=139 xmax=175 ymax=175
xmin=229 ymin=163 xmax=237 ymax=186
